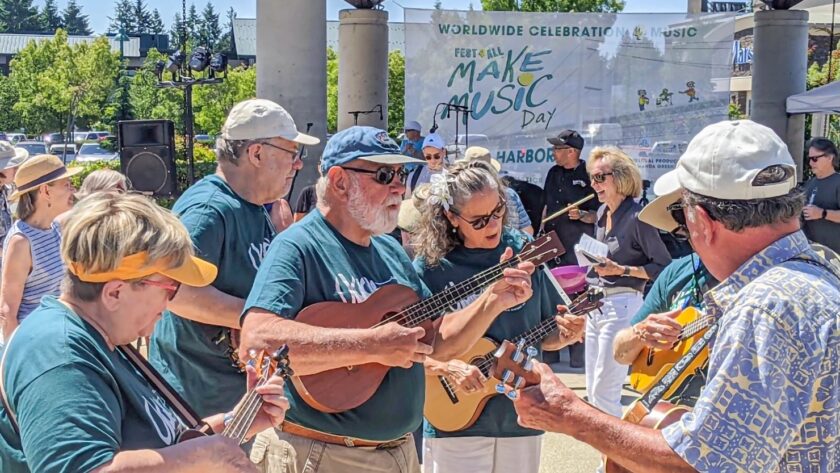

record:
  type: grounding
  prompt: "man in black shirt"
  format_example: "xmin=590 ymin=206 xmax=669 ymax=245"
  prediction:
xmin=542 ymin=129 xmax=599 ymax=265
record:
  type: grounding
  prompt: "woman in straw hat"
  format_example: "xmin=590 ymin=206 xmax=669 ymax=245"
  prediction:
xmin=0 ymin=192 xmax=289 ymax=472
xmin=412 ymin=161 xmax=584 ymax=473
xmin=0 ymin=154 xmax=78 ymax=341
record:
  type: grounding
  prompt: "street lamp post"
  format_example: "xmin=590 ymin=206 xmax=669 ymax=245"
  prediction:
xmin=116 ymin=27 xmax=130 ymax=122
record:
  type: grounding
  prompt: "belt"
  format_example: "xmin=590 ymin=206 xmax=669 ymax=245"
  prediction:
xmin=599 ymin=286 xmax=640 ymax=297
xmin=280 ymin=421 xmax=409 ymax=449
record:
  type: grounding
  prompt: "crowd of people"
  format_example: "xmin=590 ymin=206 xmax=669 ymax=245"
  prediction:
xmin=0 ymin=97 xmax=834 ymax=473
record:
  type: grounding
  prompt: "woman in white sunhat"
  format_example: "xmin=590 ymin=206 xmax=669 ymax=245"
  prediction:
xmin=0 ymin=141 xmax=28 ymax=262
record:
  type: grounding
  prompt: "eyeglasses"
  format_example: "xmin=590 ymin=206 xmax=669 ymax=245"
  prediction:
xmin=259 ymin=141 xmax=301 ymax=160
xmin=424 ymin=153 xmax=444 ymax=161
xmin=341 ymin=166 xmax=408 ymax=186
xmin=139 ymin=279 xmax=181 ymax=301
xmin=809 ymin=153 xmax=828 ymax=162
xmin=452 ymin=199 xmax=506 ymax=230
xmin=666 ymin=202 xmax=691 ymax=240
xmin=590 ymin=172 xmax=614 ymax=183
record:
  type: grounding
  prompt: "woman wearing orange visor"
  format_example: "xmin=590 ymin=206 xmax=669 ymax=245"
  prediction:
xmin=0 ymin=192 xmax=288 ymax=473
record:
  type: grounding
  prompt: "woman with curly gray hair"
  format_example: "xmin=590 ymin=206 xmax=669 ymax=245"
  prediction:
xmin=413 ymin=161 xmax=585 ymax=473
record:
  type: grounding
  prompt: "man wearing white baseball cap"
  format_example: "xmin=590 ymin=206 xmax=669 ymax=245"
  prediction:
xmin=400 ymin=120 xmax=425 ymax=161
xmin=150 ymin=98 xmax=320 ymax=418
xmin=406 ymin=132 xmax=446 ymax=196
xmin=512 ymin=120 xmax=839 ymax=473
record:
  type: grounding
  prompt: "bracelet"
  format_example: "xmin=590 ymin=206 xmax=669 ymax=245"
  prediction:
xmin=223 ymin=411 xmax=234 ymax=427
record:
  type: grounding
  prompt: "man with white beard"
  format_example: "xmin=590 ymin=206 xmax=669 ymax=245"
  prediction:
xmin=239 ymin=126 xmax=537 ymax=473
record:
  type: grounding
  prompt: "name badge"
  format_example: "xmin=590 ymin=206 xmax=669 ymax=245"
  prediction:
xmin=572 ymin=180 xmax=587 ymax=187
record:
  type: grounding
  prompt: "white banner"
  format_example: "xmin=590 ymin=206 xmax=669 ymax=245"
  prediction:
xmin=405 ymin=10 xmax=735 ymax=191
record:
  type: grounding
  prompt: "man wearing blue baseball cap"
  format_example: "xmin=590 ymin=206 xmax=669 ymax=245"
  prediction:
xmin=239 ymin=126 xmax=537 ymax=473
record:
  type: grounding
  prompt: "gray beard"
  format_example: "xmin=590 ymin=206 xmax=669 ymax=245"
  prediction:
xmin=346 ymin=175 xmax=400 ymax=235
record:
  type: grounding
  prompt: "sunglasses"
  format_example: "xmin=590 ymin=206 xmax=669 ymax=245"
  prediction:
xmin=139 ymin=279 xmax=181 ymax=301
xmin=809 ymin=153 xmax=828 ymax=162
xmin=666 ymin=202 xmax=691 ymax=240
xmin=341 ymin=166 xmax=408 ymax=186
xmin=452 ymin=199 xmax=506 ymax=230
xmin=590 ymin=172 xmax=614 ymax=184
xmin=424 ymin=153 xmax=444 ymax=161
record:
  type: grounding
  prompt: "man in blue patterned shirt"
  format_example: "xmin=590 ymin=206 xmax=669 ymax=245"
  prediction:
xmin=512 ymin=120 xmax=838 ymax=473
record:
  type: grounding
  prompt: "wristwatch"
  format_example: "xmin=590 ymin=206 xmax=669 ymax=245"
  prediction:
xmin=622 ymin=266 xmax=631 ymax=276
xmin=823 ymin=208 xmax=828 ymax=219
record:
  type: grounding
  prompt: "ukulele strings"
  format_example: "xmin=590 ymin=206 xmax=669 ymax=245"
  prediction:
xmin=223 ymin=363 xmax=279 ymax=440
xmin=389 ymin=240 xmax=560 ymax=329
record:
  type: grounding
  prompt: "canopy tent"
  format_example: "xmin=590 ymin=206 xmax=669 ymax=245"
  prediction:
xmin=787 ymin=80 xmax=840 ymax=114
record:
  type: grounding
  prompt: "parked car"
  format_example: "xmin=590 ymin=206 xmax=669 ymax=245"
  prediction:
xmin=15 ymin=141 xmax=48 ymax=156
xmin=5 ymin=133 xmax=26 ymax=144
xmin=44 ymin=133 xmax=65 ymax=145
xmin=74 ymin=142 xmax=118 ymax=163
xmin=73 ymin=131 xmax=110 ymax=144
xmin=49 ymin=144 xmax=76 ymax=163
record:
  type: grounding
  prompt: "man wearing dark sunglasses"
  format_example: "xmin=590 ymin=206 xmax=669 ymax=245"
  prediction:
xmin=150 ymin=99 xmax=319 ymax=419
xmin=406 ymin=132 xmax=447 ymax=196
xmin=240 ymin=126 xmax=537 ymax=473
xmin=802 ymin=137 xmax=840 ymax=253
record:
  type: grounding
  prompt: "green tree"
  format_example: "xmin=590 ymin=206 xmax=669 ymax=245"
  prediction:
xmin=0 ymin=74 xmax=21 ymax=132
xmin=39 ymin=0 xmax=62 ymax=32
xmin=0 ymin=0 xmax=41 ymax=33
xmin=170 ymin=12 xmax=186 ymax=48
xmin=109 ymin=0 xmax=134 ymax=33
xmin=327 ymin=48 xmax=338 ymax=133
xmin=149 ymin=8 xmax=165 ymax=34
xmin=198 ymin=2 xmax=222 ymax=49
xmin=10 ymin=30 xmax=119 ymax=137
xmin=193 ymin=65 xmax=256 ymax=135
xmin=388 ymin=50 xmax=405 ymax=138
xmin=187 ymin=3 xmax=201 ymax=43
xmin=132 ymin=0 xmax=152 ymax=33
xmin=62 ymin=0 xmax=91 ymax=35
xmin=216 ymin=6 xmax=237 ymax=54
xmin=481 ymin=0 xmax=624 ymax=12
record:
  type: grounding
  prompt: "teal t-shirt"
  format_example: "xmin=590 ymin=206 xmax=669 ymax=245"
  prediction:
xmin=149 ymin=174 xmax=276 ymax=417
xmin=242 ymin=210 xmax=432 ymax=441
xmin=414 ymin=229 xmax=564 ymax=439
xmin=630 ymin=254 xmax=715 ymax=325
xmin=0 ymin=297 xmax=187 ymax=473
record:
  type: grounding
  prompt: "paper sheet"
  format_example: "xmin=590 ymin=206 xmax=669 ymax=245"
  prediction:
xmin=574 ymin=234 xmax=609 ymax=267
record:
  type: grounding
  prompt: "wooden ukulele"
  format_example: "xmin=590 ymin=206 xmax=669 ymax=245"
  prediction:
xmin=178 ymin=345 xmax=293 ymax=444
xmin=424 ymin=289 xmax=604 ymax=432
xmin=629 ymin=307 xmax=713 ymax=399
xmin=290 ymin=231 xmax=566 ymax=413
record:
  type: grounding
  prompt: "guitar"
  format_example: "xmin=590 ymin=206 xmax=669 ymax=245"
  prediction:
xmin=629 ymin=307 xmax=713 ymax=398
xmin=290 ymin=231 xmax=566 ymax=413
xmin=424 ymin=289 xmax=604 ymax=432
xmin=178 ymin=345 xmax=294 ymax=444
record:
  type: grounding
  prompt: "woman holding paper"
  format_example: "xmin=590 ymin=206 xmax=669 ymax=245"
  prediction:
xmin=582 ymin=147 xmax=671 ymax=427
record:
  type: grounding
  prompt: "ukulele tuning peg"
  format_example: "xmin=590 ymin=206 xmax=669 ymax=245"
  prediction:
xmin=501 ymin=369 xmax=514 ymax=384
xmin=495 ymin=382 xmax=507 ymax=394
xmin=493 ymin=345 xmax=506 ymax=358
xmin=525 ymin=346 xmax=538 ymax=358
xmin=505 ymin=388 xmax=519 ymax=400
xmin=513 ymin=339 xmax=527 ymax=363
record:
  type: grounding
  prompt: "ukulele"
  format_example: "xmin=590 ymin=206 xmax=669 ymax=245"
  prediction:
xmin=629 ymin=307 xmax=713 ymax=398
xmin=178 ymin=345 xmax=293 ymax=444
xmin=424 ymin=288 xmax=604 ymax=432
xmin=289 ymin=231 xmax=566 ymax=413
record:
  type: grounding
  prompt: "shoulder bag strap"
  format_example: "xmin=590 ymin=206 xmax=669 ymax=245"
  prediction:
xmin=0 ymin=330 xmax=21 ymax=434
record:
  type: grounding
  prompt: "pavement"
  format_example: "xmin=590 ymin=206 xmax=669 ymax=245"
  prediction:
xmin=539 ymin=349 xmax=638 ymax=473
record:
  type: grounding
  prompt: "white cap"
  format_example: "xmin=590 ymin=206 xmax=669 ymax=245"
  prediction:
xmin=643 ymin=120 xmax=797 ymax=231
xmin=0 ymin=141 xmax=28 ymax=170
xmin=458 ymin=146 xmax=501 ymax=172
xmin=404 ymin=120 xmax=422 ymax=132
xmin=221 ymin=98 xmax=319 ymax=145
xmin=422 ymin=133 xmax=445 ymax=150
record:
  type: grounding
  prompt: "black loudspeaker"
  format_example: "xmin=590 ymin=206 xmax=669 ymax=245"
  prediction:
xmin=118 ymin=120 xmax=177 ymax=197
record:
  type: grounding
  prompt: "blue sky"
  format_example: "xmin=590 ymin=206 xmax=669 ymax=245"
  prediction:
xmin=41 ymin=1 xmax=689 ymax=34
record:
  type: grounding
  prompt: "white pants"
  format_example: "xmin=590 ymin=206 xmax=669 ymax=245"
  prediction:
xmin=585 ymin=291 xmax=643 ymax=418
xmin=422 ymin=435 xmax=542 ymax=473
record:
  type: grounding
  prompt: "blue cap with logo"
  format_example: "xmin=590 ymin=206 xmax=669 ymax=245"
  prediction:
xmin=320 ymin=126 xmax=426 ymax=174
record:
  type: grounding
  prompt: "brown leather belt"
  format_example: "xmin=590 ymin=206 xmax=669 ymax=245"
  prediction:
xmin=280 ymin=421 xmax=409 ymax=449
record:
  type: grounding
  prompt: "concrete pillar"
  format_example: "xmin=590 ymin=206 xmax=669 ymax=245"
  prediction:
xmin=337 ymin=8 xmax=389 ymax=131
xmin=751 ymin=9 xmax=809 ymax=180
xmin=687 ymin=0 xmax=703 ymax=14
xmin=256 ymin=0 xmax=326 ymax=202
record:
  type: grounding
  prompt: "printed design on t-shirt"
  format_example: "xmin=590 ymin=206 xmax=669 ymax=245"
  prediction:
xmin=247 ymin=237 xmax=273 ymax=271
xmin=143 ymin=391 xmax=185 ymax=446
xmin=334 ymin=273 xmax=397 ymax=303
